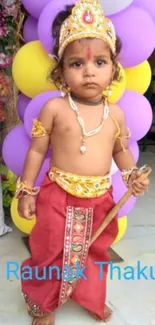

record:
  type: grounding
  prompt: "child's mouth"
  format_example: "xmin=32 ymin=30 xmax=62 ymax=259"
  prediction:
xmin=84 ymin=83 xmax=98 ymax=88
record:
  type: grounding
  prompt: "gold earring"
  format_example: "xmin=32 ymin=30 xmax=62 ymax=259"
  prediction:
xmin=60 ymin=84 xmax=66 ymax=97
xmin=107 ymin=85 xmax=112 ymax=97
xmin=60 ymin=82 xmax=70 ymax=97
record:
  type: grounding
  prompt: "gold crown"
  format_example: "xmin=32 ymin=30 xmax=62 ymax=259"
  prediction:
xmin=58 ymin=0 xmax=116 ymax=59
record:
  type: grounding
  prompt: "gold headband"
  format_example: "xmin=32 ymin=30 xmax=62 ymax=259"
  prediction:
xmin=58 ymin=0 xmax=116 ymax=59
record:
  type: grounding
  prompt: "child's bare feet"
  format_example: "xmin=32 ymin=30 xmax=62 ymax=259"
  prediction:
xmin=103 ymin=305 xmax=113 ymax=322
xmin=89 ymin=305 xmax=113 ymax=322
xmin=32 ymin=312 xmax=55 ymax=325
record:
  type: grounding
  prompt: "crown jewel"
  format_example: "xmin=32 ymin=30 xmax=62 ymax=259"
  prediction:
xmin=58 ymin=0 xmax=116 ymax=59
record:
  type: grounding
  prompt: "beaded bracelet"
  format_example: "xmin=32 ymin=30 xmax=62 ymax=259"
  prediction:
xmin=121 ymin=165 xmax=148 ymax=187
xmin=15 ymin=178 xmax=40 ymax=199
xmin=121 ymin=167 xmax=139 ymax=187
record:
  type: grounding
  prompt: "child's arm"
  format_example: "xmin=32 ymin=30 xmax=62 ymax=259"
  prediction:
xmin=21 ymin=101 xmax=56 ymax=185
xmin=112 ymin=108 xmax=136 ymax=169
xmin=112 ymin=107 xmax=150 ymax=196
xmin=17 ymin=100 xmax=56 ymax=219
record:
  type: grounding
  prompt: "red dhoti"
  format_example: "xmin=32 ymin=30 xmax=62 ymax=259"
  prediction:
xmin=21 ymin=167 xmax=118 ymax=320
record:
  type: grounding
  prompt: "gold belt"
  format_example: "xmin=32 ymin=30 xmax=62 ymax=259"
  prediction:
xmin=48 ymin=167 xmax=111 ymax=198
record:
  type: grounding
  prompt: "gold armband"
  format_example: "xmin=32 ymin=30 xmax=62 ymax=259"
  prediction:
xmin=15 ymin=178 xmax=40 ymax=199
xmin=31 ymin=119 xmax=51 ymax=137
xmin=116 ymin=128 xmax=131 ymax=152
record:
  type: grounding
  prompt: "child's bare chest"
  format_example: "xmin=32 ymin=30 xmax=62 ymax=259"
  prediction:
xmin=54 ymin=107 xmax=117 ymax=140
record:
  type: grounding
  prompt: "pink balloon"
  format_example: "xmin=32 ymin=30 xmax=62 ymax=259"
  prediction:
xmin=38 ymin=0 xmax=76 ymax=53
xmin=117 ymin=90 xmax=153 ymax=141
xmin=110 ymin=4 xmax=155 ymax=67
xmin=17 ymin=94 xmax=31 ymax=121
xmin=24 ymin=90 xmax=60 ymax=137
xmin=2 ymin=125 xmax=50 ymax=186
xmin=134 ymin=0 xmax=155 ymax=21
xmin=112 ymin=171 xmax=136 ymax=218
xmin=21 ymin=0 xmax=51 ymax=19
xmin=23 ymin=16 xmax=38 ymax=43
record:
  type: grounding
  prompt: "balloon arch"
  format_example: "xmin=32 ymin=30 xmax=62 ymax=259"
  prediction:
xmin=2 ymin=0 xmax=155 ymax=240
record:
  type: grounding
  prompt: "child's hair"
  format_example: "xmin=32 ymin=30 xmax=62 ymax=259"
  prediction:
xmin=50 ymin=5 xmax=122 ymax=88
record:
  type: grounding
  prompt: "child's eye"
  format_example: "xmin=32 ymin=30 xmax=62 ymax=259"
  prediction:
xmin=96 ymin=60 xmax=106 ymax=66
xmin=71 ymin=61 xmax=82 ymax=68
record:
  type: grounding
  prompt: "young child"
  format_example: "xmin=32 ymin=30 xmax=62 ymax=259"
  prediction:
xmin=16 ymin=1 xmax=150 ymax=324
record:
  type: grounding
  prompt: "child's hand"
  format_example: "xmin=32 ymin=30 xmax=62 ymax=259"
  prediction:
xmin=129 ymin=170 xmax=150 ymax=197
xmin=18 ymin=196 xmax=36 ymax=219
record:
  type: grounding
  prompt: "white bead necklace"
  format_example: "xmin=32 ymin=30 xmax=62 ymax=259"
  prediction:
xmin=68 ymin=93 xmax=109 ymax=154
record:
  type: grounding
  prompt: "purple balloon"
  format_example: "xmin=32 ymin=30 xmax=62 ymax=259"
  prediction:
xmin=17 ymin=94 xmax=31 ymax=121
xmin=2 ymin=125 xmax=30 ymax=176
xmin=24 ymin=91 xmax=59 ymax=163
xmin=112 ymin=141 xmax=139 ymax=217
xmin=129 ymin=141 xmax=139 ymax=163
xmin=2 ymin=125 xmax=50 ymax=186
xmin=117 ymin=90 xmax=153 ymax=141
xmin=110 ymin=4 xmax=155 ymax=67
xmin=23 ymin=16 xmax=38 ymax=43
xmin=112 ymin=171 xmax=136 ymax=218
xmin=134 ymin=0 xmax=155 ymax=21
xmin=38 ymin=0 xmax=76 ymax=53
xmin=35 ymin=157 xmax=50 ymax=186
xmin=21 ymin=0 xmax=51 ymax=19
xmin=24 ymin=90 xmax=60 ymax=137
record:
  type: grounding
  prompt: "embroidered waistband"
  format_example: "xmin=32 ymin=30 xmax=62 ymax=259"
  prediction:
xmin=48 ymin=167 xmax=111 ymax=198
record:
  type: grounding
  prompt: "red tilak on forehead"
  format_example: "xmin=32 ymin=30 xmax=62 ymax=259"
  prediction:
xmin=86 ymin=47 xmax=93 ymax=60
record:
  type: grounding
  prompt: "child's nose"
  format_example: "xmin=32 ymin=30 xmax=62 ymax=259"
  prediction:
xmin=84 ymin=63 xmax=95 ymax=77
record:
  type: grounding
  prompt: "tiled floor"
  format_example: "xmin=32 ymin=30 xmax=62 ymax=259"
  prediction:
xmin=0 ymin=151 xmax=155 ymax=325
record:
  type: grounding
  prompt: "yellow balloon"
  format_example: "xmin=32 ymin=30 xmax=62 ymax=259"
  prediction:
xmin=11 ymin=198 xmax=36 ymax=234
xmin=125 ymin=60 xmax=151 ymax=94
xmin=12 ymin=41 xmax=57 ymax=98
xmin=103 ymin=63 xmax=126 ymax=103
xmin=11 ymin=196 xmax=127 ymax=241
xmin=114 ymin=216 xmax=127 ymax=244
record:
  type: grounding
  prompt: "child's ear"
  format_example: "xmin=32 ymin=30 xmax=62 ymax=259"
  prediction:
xmin=112 ymin=65 xmax=116 ymax=81
xmin=50 ymin=65 xmax=62 ymax=89
xmin=55 ymin=66 xmax=62 ymax=81
xmin=59 ymin=67 xmax=66 ymax=85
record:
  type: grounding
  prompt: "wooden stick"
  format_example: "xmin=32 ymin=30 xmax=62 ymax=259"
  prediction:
xmin=89 ymin=166 xmax=152 ymax=247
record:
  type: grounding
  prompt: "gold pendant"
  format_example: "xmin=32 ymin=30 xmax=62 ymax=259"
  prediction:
xmin=80 ymin=137 xmax=87 ymax=154
xmin=80 ymin=145 xmax=87 ymax=154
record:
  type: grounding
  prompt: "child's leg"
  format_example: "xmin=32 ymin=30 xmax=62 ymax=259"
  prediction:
xmin=88 ymin=306 xmax=112 ymax=323
xmin=21 ymin=175 xmax=117 ymax=324
xmin=21 ymin=178 xmax=67 ymax=323
xmin=32 ymin=313 xmax=55 ymax=325
xmin=71 ymin=189 xmax=118 ymax=322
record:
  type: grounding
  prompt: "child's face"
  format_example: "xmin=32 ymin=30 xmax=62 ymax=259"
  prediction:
xmin=62 ymin=38 xmax=114 ymax=100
